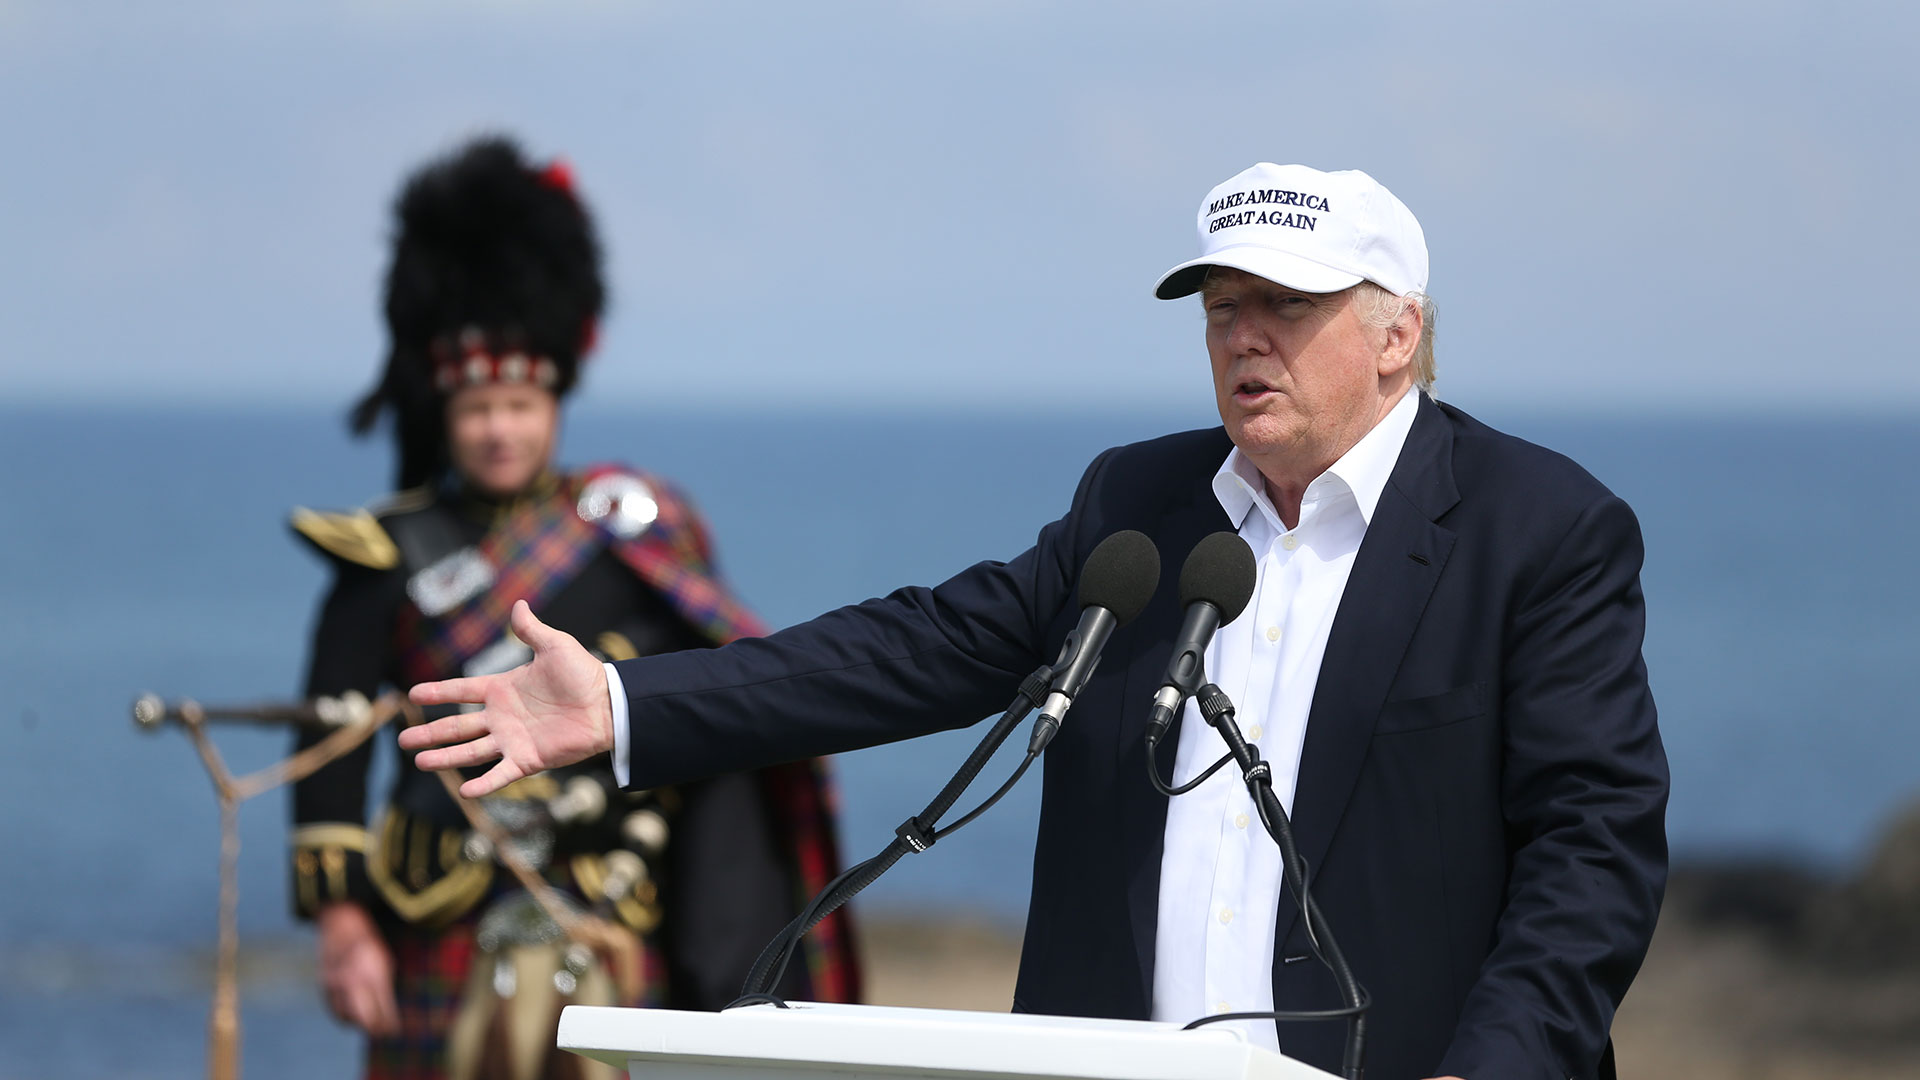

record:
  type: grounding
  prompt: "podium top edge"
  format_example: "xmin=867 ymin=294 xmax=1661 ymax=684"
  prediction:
xmin=557 ymin=1002 xmax=1338 ymax=1080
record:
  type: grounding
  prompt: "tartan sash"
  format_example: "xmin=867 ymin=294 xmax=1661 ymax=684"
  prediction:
xmin=394 ymin=482 xmax=605 ymax=687
xmin=591 ymin=464 xmax=769 ymax=645
xmin=393 ymin=466 xmax=764 ymax=685
xmin=389 ymin=465 xmax=861 ymax=1004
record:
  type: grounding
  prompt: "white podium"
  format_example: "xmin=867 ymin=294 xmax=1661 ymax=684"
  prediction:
xmin=558 ymin=1001 xmax=1339 ymax=1080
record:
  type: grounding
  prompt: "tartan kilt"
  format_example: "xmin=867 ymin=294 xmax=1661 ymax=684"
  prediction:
xmin=366 ymin=914 xmax=669 ymax=1080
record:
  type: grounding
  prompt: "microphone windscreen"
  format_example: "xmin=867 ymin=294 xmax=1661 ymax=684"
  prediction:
xmin=1178 ymin=531 xmax=1257 ymax=623
xmin=1078 ymin=530 xmax=1161 ymax=626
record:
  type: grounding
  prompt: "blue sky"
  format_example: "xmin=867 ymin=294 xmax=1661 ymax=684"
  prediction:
xmin=1 ymin=1 xmax=1912 ymax=414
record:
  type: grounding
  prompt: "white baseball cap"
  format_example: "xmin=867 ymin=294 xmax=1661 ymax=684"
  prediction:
xmin=1153 ymin=162 xmax=1428 ymax=300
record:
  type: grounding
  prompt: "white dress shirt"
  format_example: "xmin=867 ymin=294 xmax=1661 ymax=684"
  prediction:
xmin=1148 ymin=389 xmax=1419 ymax=1051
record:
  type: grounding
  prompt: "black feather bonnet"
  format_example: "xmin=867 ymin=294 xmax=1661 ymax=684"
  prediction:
xmin=351 ymin=136 xmax=605 ymax=489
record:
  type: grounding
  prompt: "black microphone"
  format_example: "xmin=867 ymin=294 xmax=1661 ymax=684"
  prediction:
xmin=1145 ymin=531 xmax=1257 ymax=747
xmin=1029 ymin=530 xmax=1161 ymax=754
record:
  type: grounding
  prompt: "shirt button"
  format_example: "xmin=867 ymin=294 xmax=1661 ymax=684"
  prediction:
xmin=1234 ymin=812 xmax=1249 ymax=830
xmin=1264 ymin=625 xmax=1280 ymax=643
xmin=1214 ymin=1000 xmax=1232 ymax=1015
xmin=1218 ymin=906 xmax=1234 ymax=924
xmin=1248 ymin=724 xmax=1263 ymax=741
xmin=1281 ymin=534 xmax=1299 ymax=551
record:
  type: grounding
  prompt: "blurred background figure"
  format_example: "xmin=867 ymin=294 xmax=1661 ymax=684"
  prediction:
xmin=286 ymin=136 xmax=857 ymax=1079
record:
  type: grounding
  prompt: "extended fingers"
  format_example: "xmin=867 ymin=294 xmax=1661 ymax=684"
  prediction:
xmin=396 ymin=710 xmax=488 ymax=751
xmin=409 ymin=675 xmax=493 ymax=707
xmin=411 ymin=734 xmax=499 ymax=773
xmin=460 ymin=758 xmax=526 ymax=799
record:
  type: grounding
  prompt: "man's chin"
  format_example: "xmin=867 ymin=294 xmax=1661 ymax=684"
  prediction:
xmin=469 ymin=467 xmax=538 ymax=498
xmin=1225 ymin=414 xmax=1302 ymax=458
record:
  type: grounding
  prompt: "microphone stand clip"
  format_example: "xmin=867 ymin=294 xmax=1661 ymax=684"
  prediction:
xmin=894 ymin=816 xmax=936 ymax=854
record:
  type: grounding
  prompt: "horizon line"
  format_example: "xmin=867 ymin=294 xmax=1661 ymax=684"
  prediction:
xmin=3 ymin=395 xmax=1917 ymax=423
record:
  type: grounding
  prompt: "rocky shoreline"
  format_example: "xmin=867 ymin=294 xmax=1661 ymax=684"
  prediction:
xmin=1609 ymin=802 xmax=1920 ymax=1078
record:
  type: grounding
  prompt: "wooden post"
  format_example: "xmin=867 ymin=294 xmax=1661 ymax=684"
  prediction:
xmin=210 ymin=795 xmax=241 ymax=1080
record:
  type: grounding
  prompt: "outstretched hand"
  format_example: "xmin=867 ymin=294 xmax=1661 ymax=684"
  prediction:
xmin=399 ymin=600 xmax=614 ymax=798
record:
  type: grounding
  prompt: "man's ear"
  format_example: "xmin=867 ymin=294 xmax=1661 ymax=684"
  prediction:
xmin=1377 ymin=299 xmax=1422 ymax=378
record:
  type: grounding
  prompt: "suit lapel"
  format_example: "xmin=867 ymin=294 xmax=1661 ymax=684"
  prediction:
xmin=1277 ymin=396 xmax=1460 ymax=946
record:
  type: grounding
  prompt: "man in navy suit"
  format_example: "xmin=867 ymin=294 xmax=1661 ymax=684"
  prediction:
xmin=403 ymin=163 xmax=1668 ymax=1080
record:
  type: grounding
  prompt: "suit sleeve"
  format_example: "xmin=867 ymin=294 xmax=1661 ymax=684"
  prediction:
xmin=1437 ymin=494 xmax=1669 ymax=1080
xmin=287 ymin=559 xmax=403 ymax=918
xmin=615 ymin=448 xmax=1118 ymax=789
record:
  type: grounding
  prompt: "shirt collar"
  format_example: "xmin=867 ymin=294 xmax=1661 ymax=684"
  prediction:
xmin=1211 ymin=388 xmax=1422 ymax=531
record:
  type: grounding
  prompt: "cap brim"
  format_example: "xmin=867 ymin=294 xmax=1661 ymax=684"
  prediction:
xmin=1153 ymin=244 xmax=1364 ymax=300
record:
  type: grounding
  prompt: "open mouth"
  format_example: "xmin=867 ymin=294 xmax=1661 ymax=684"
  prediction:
xmin=1234 ymin=378 xmax=1276 ymax=400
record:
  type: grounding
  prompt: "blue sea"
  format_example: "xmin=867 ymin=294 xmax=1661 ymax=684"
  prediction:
xmin=1 ymin=404 xmax=1915 ymax=1077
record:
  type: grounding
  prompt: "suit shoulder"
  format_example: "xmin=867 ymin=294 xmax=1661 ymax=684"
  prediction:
xmin=1101 ymin=426 xmax=1233 ymax=480
xmin=287 ymin=487 xmax=431 ymax=570
xmin=1068 ymin=427 xmax=1230 ymax=516
xmin=1438 ymin=401 xmax=1626 ymax=515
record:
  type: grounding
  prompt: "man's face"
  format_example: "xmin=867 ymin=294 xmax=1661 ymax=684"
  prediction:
xmin=1203 ymin=268 xmax=1390 ymax=474
xmin=445 ymin=383 xmax=559 ymax=497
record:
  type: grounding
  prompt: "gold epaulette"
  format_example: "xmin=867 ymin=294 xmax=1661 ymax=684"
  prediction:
xmin=365 ymin=486 xmax=434 ymax=516
xmin=290 ymin=508 xmax=401 ymax=570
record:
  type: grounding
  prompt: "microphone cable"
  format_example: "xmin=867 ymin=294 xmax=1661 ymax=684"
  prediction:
xmin=729 ymin=664 xmax=1054 ymax=1006
xmin=1164 ymin=682 xmax=1370 ymax=1080
xmin=933 ymin=749 xmax=1038 ymax=841
xmin=1146 ymin=743 xmax=1235 ymax=798
xmin=729 ymin=529 xmax=1164 ymax=1007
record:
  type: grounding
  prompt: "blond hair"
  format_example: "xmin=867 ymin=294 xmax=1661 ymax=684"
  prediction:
xmin=1353 ymin=281 xmax=1438 ymax=393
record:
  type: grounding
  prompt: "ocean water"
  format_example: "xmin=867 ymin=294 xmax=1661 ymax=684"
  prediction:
xmin=0 ymin=404 xmax=1915 ymax=1076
